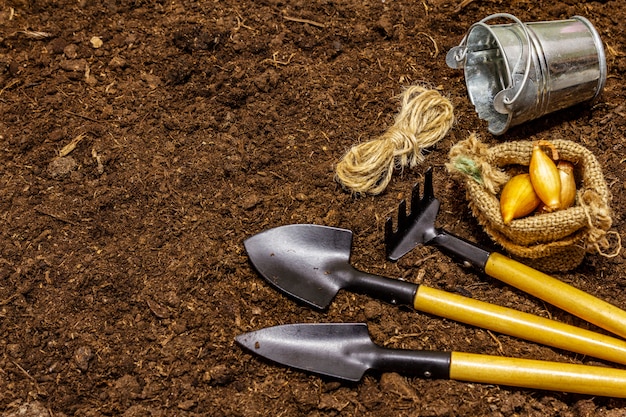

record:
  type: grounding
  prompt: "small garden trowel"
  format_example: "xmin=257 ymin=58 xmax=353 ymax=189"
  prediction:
xmin=236 ymin=322 xmax=626 ymax=398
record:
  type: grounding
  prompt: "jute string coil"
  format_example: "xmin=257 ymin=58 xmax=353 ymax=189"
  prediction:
xmin=447 ymin=134 xmax=621 ymax=272
xmin=335 ymin=86 xmax=454 ymax=195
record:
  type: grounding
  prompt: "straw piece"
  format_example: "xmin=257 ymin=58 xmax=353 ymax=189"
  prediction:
xmin=446 ymin=132 xmax=509 ymax=194
xmin=335 ymin=86 xmax=454 ymax=195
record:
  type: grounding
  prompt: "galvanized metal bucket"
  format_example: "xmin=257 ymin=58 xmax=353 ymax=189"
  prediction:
xmin=446 ymin=14 xmax=606 ymax=135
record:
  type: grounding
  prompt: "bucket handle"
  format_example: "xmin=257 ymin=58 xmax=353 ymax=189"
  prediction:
xmin=447 ymin=13 xmax=532 ymax=108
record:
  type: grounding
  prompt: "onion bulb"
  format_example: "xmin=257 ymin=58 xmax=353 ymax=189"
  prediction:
xmin=500 ymin=173 xmax=542 ymax=224
xmin=529 ymin=140 xmax=561 ymax=211
xmin=557 ymin=160 xmax=576 ymax=209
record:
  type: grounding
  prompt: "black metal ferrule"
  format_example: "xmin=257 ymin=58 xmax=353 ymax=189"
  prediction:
xmin=344 ymin=269 xmax=419 ymax=307
xmin=368 ymin=347 xmax=452 ymax=380
xmin=429 ymin=230 xmax=491 ymax=270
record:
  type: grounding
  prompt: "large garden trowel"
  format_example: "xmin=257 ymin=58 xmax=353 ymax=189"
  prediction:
xmin=236 ymin=322 xmax=626 ymax=398
xmin=244 ymin=224 xmax=626 ymax=366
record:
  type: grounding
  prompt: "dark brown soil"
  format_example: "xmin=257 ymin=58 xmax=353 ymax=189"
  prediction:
xmin=2 ymin=1 xmax=626 ymax=416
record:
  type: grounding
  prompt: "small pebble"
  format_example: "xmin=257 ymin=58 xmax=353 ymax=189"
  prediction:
xmin=59 ymin=59 xmax=87 ymax=72
xmin=90 ymin=36 xmax=103 ymax=48
xmin=177 ymin=400 xmax=196 ymax=411
xmin=48 ymin=156 xmax=77 ymax=178
xmin=74 ymin=346 xmax=93 ymax=371
xmin=113 ymin=374 xmax=141 ymax=401
xmin=140 ymin=71 xmax=162 ymax=89
xmin=379 ymin=372 xmax=417 ymax=400
xmin=108 ymin=56 xmax=127 ymax=69
xmin=6 ymin=343 xmax=21 ymax=357
xmin=48 ymin=38 xmax=68 ymax=54
xmin=207 ymin=364 xmax=233 ymax=385
xmin=363 ymin=300 xmax=382 ymax=320
xmin=240 ymin=193 xmax=261 ymax=210
xmin=63 ymin=44 xmax=78 ymax=59
xmin=8 ymin=61 xmax=20 ymax=76
xmin=147 ymin=299 xmax=171 ymax=319
xmin=164 ymin=291 xmax=181 ymax=307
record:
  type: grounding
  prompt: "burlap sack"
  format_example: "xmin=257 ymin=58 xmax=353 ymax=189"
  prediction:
xmin=446 ymin=134 xmax=619 ymax=272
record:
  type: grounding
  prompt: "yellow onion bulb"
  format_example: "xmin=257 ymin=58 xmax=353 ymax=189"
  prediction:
xmin=500 ymin=173 xmax=542 ymax=224
xmin=557 ymin=160 xmax=576 ymax=209
xmin=529 ymin=141 xmax=561 ymax=211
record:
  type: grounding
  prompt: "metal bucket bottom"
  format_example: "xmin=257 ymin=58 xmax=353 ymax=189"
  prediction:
xmin=447 ymin=15 xmax=606 ymax=135
xmin=462 ymin=25 xmax=511 ymax=135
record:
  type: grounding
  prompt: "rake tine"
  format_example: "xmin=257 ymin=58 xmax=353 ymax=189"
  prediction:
xmin=385 ymin=168 xmax=442 ymax=260
xmin=385 ymin=187 xmax=412 ymax=251
xmin=384 ymin=216 xmax=395 ymax=245
xmin=397 ymin=199 xmax=408 ymax=229
xmin=423 ymin=168 xmax=434 ymax=201
xmin=409 ymin=182 xmax=421 ymax=219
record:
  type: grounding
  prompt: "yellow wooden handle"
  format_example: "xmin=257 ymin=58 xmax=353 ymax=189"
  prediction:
xmin=450 ymin=351 xmax=626 ymax=398
xmin=414 ymin=285 xmax=626 ymax=366
xmin=485 ymin=252 xmax=626 ymax=339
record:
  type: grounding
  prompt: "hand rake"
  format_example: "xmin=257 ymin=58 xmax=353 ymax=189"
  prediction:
xmin=385 ymin=167 xmax=626 ymax=339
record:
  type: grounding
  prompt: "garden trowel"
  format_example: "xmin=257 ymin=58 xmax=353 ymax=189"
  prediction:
xmin=236 ymin=322 xmax=626 ymax=398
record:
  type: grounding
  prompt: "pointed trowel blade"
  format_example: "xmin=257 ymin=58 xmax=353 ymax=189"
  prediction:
xmin=243 ymin=224 xmax=354 ymax=310
xmin=236 ymin=323 xmax=374 ymax=381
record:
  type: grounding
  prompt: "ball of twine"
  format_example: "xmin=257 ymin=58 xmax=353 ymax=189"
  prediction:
xmin=335 ymin=85 xmax=454 ymax=195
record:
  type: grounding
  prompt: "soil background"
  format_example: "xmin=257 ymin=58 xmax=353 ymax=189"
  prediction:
xmin=2 ymin=1 xmax=626 ymax=416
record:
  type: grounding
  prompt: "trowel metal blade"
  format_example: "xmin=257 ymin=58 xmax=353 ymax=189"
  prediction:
xmin=243 ymin=224 xmax=353 ymax=310
xmin=236 ymin=323 xmax=373 ymax=381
